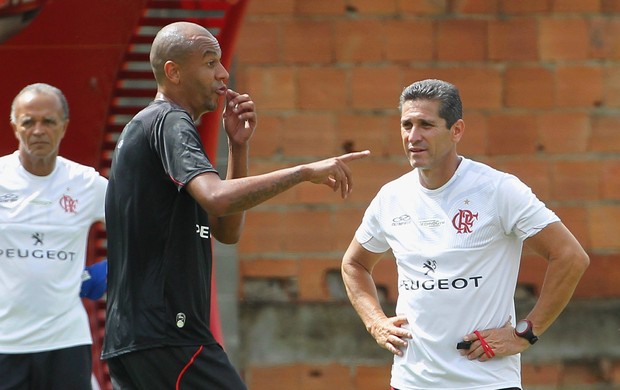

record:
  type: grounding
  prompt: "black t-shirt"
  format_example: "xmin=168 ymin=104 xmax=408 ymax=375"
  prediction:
xmin=102 ymin=100 xmax=219 ymax=359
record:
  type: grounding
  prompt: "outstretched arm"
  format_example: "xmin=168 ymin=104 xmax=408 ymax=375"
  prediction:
xmin=341 ymin=239 xmax=411 ymax=356
xmin=188 ymin=151 xmax=370 ymax=243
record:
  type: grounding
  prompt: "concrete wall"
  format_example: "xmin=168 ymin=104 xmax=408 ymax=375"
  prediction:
xmin=227 ymin=1 xmax=620 ymax=388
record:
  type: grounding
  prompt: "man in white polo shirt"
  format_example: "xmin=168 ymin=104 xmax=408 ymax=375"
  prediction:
xmin=341 ymin=79 xmax=590 ymax=390
xmin=0 ymin=83 xmax=108 ymax=389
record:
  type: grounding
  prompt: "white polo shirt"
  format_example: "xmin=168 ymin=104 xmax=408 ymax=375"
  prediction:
xmin=356 ymin=157 xmax=559 ymax=390
xmin=0 ymin=152 xmax=107 ymax=353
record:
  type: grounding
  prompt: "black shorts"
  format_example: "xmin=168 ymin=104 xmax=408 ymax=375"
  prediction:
xmin=107 ymin=344 xmax=247 ymax=390
xmin=0 ymin=344 xmax=92 ymax=390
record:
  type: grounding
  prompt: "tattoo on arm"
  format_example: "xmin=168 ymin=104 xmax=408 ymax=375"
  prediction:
xmin=227 ymin=169 xmax=303 ymax=213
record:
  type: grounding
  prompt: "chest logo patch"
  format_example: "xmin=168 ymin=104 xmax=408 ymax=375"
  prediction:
xmin=452 ymin=209 xmax=478 ymax=234
xmin=58 ymin=194 xmax=78 ymax=214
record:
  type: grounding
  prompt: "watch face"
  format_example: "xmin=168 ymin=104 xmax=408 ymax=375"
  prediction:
xmin=516 ymin=320 xmax=529 ymax=333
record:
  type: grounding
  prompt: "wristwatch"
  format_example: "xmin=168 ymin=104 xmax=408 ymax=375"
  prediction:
xmin=515 ymin=319 xmax=539 ymax=345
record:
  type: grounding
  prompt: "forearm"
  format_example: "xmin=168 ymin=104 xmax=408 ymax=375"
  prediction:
xmin=342 ymin=260 xmax=388 ymax=332
xmin=526 ymin=249 xmax=589 ymax=336
xmin=211 ymin=143 xmax=249 ymax=243
xmin=226 ymin=141 xmax=249 ymax=180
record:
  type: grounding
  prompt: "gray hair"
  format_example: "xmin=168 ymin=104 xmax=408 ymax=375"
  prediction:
xmin=10 ymin=83 xmax=69 ymax=123
xmin=399 ymin=79 xmax=462 ymax=129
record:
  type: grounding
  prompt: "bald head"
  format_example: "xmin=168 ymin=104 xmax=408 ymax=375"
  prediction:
xmin=149 ymin=22 xmax=221 ymax=84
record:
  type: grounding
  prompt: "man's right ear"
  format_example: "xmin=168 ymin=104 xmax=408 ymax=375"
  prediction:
xmin=163 ymin=60 xmax=180 ymax=84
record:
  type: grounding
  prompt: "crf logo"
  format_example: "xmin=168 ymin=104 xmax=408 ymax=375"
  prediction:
xmin=32 ymin=232 xmax=43 ymax=246
xmin=452 ymin=209 xmax=478 ymax=234
xmin=59 ymin=194 xmax=78 ymax=214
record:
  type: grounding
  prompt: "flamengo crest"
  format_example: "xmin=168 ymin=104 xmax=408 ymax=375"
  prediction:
xmin=452 ymin=209 xmax=478 ymax=234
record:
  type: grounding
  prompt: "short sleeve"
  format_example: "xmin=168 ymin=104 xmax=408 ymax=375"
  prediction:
xmin=154 ymin=110 xmax=217 ymax=189
xmin=355 ymin=193 xmax=391 ymax=253
xmin=93 ymin=174 xmax=108 ymax=222
xmin=497 ymin=174 xmax=560 ymax=240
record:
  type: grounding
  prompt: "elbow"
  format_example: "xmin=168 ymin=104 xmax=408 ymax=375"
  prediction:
xmin=215 ymin=230 xmax=242 ymax=245
xmin=577 ymin=250 xmax=590 ymax=274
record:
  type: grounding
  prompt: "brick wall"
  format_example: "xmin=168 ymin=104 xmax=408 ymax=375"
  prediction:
xmin=231 ymin=0 xmax=620 ymax=388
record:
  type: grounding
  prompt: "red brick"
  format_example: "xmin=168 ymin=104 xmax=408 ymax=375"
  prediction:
xmin=236 ymin=21 xmax=280 ymax=64
xmin=602 ymin=0 xmax=620 ymax=12
xmin=589 ymin=205 xmax=620 ymax=250
xmin=298 ymin=258 xmax=341 ymax=301
xmin=353 ymin=365 xmax=391 ymax=390
xmin=397 ymin=0 xmax=448 ymax=14
xmin=555 ymin=66 xmax=603 ymax=108
xmin=501 ymin=0 xmax=552 ymax=13
xmin=240 ymin=259 xmax=298 ymax=278
xmin=573 ymin=254 xmax=620 ymax=298
xmin=590 ymin=18 xmax=620 ymax=60
xmin=246 ymin=0 xmax=295 ymax=15
xmin=280 ymin=113 xmax=337 ymax=156
xmin=334 ymin=20 xmax=384 ymax=63
xmin=602 ymin=159 xmax=620 ymax=200
xmin=402 ymin=67 xmax=503 ymax=110
xmin=248 ymin=114 xmax=285 ymax=158
xmin=590 ymin=115 xmax=620 ymax=152
xmin=504 ymin=66 xmax=554 ymax=108
xmin=489 ymin=18 xmax=538 ymax=61
xmin=521 ymin=362 xmax=562 ymax=386
xmin=345 ymin=0 xmax=398 ymax=14
xmin=493 ymin=158 xmax=552 ymax=200
xmin=295 ymin=0 xmax=346 ymax=15
xmin=346 ymin=159 xmax=412 ymax=204
xmin=486 ymin=114 xmax=539 ymax=156
xmin=452 ymin=0 xmax=500 ymax=14
xmin=437 ymin=19 xmax=488 ymax=61
xmin=384 ymin=113 xmax=408 ymax=157
xmin=246 ymin=364 xmax=302 ymax=390
xmin=299 ymin=364 xmax=353 ymax=390
xmin=336 ymin=114 xmax=392 ymax=158
xmin=540 ymin=17 xmax=590 ymax=61
xmin=550 ymin=160 xmax=601 ymax=201
xmin=552 ymin=0 xmax=601 ymax=12
xmin=350 ymin=66 xmax=404 ymax=110
xmin=603 ymin=67 xmax=620 ymax=107
xmin=298 ymin=68 xmax=348 ymax=110
xmin=295 ymin=182 xmax=344 ymax=204
xmin=281 ymin=21 xmax=334 ymax=64
xmin=538 ymin=112 xmax=590 ymax=154
xmin=332 ymin=208 xmax=367 ymax=249
xmin=237 ymin=211 xmax=286 ymax=253
xmin=459 ymin=112 xmax=489 ymax=156
xmin=560 ymin=361 xmax=604 ymax=385
xmin=239 ymin=67 xmax=297 ymax=110
xmin=384 ymin=20 xmax=435 ymax=62
xmin=281 ymin=210 xmax=336 ymax=252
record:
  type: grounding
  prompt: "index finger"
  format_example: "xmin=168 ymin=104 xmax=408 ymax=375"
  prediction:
xmin=338 ymin=150 xmax=371 ymax=162
xmin=226 ymin=89 xmax=240 ymax=107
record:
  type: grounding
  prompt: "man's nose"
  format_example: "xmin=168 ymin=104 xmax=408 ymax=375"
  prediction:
xmin=216 ymin=63 xmax=229 ymax=82
xmin=408 ymin=126 xmax=421 ymax=143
